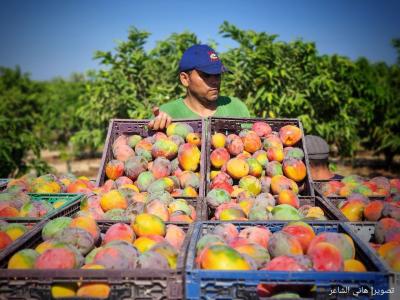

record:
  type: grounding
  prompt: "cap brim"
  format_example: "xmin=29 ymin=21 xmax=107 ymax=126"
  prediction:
xmin=196 ymin=63 xmax=232 ymax=75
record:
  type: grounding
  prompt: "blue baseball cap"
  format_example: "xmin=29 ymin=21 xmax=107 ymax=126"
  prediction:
xmin=179 ymin=44 xmax=230 ymax=75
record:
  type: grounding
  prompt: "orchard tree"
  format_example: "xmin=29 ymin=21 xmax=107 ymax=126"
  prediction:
xmin=71 ymin=22 xmax=399 ymax=165
xmin=72 ymin=27 xmax=199 ymax=152
xmin=0 ymin=67 xmax=49 ymax=177
xmin=36 ymin=74 xmax=86 ymax=171
xmin=218 ymin=21 xmax=371 ymax=156
xmin=366 ymin=39 xmax=400 ymax=166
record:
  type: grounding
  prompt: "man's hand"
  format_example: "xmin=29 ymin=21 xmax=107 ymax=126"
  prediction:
xmin=148 ymin=107 xmax=172 ymax=130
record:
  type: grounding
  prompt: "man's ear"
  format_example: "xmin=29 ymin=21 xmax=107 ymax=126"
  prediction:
xmin=180 ymin=71 xmax=190 ymax=87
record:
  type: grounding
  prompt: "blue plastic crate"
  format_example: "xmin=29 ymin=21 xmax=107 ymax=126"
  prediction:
xmin=349 ymin=222 xmax=399 ymax=300
xmin=185 ymin=221 xmax=391 ymax=299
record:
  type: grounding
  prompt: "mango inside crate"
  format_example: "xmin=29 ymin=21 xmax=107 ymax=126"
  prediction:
xmin=185 ymin=221 xmax=389 ymax=300
xmin=0 ymin=219 xmax=194 ymax=300
xmin=0 ymin=193 xmax=84 ymax=221
xmin=206 ymin=117 xmax=315 ymax=197
xmin=96 ymin=118 xmax=207 ymax=198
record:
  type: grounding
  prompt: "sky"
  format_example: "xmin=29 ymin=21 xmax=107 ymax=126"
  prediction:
xmin=0 ymin=0 xmax=399 ymax=81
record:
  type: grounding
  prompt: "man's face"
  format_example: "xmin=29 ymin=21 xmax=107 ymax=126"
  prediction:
xmin=180 ymin=69 xmax=222 ymax=102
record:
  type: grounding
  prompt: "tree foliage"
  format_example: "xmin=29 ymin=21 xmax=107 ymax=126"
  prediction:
xmin=71 ymin=27 xmax=200 ymax=152
xmin=1 ymin=22 xmax=399 ymax=177
xmin=0 ymin=68 xmax=86 ymax=177
xmin=72 ymin=22 xmax=399 ymax=163
xmin=0 ymin=67 xmax=48 ymax=177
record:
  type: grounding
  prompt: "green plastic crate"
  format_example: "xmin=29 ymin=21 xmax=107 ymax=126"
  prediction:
xmin=0 ymin=193 xmax=84 ymax=221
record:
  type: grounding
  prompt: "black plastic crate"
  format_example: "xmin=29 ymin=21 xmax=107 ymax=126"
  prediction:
xmin=348 ymin=222 xmax=399 ymax=298
xmin=313 ymin=185 xmax=388 ymax=221
xmin=205 ymin=195 xmax=346 ymax=221
xmin=0 ymin=221 xmax=194 ymax=300
xmin=185 ymin=221 xmax=390 ymax=299
xmin=96 ymin=118 xmax=207 ymax=198
xmin=0 ymin=219 xmax=43 ymax=254
xmin=313 ymin=180 xmax=387 ymax=200
xmin=206 ymin=117 xmax=315 ymax=197
xmin=0 ymin=193 xmax=84 ymax=222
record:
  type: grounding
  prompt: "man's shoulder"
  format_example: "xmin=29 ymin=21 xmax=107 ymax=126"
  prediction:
xmin=159 ymin=98 xmax=199 ymax=119
xmin=159 ymin=98 xmax=185 ymax=116
xmin=160 ymin=98 xmax=182 ymax=110
xmin=217 ymin=96 xmax=250 ymax=117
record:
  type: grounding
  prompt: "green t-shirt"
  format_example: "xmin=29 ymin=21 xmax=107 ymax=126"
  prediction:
xmin=159 ymin=96 xmax=250 ymax=119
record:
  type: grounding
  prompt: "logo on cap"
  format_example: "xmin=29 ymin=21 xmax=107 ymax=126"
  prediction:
xmin=208 ymin=51 xmax=219 ymax=62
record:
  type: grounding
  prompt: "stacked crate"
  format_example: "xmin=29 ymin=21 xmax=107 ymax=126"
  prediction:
xmin=314 ymin=179 xmax=399 ymax=299
xmin=184 ymin=117 xmax=390 ymax=299
xmin=0 ymin=117 xmax=394 ymax=299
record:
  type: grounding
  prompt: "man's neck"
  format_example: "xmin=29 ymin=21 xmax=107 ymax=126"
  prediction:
xmin=183 ymin=94 xmax=218 ymax=118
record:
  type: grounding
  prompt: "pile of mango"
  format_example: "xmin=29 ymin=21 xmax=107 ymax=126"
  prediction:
xmin=4 ymin=173 xmax=93 ymax=194
xmin=0 ymin=190 xmax=69 ymax=218
xmin=103 ymin=122 xmax=201 ymax=198
xmin=319 ymin=175 xmax=400 ymax=198
xmin=6 ymin=213 xmax=186 ymax=298
xmin=0 ymin=221 xmax=32 ymax=251
xmin=206 ymin=122 xmax=321 ymax=221
xmin=78 ymin=190 xmax=197 ymax=222
xmin=318 ymin=176 xmax=400 ymax=222
xmin=196 ymin=221 xmax=365 ymax=297
xmin=368 ymin=218 xmax=400 ymax=272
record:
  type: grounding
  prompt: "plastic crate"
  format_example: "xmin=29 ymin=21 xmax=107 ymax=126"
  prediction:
xmin=0 ymin=193 xmax=84 ymax=222
xmin=0 ymin=219 xmax=43 ymax=254
xmin=347 ymin=222 xmax=377 ymax=244
xmin=348 ymin=222 xmax=399 ymax=299
xmin=96 ymin=118 xmax=207 ymax=198
xmin=0 ymin=221 xmax=194 ymax=300
xmin=185 ymin=221 xmax=390 ymax=299
xmin=205 ymin=196 xmax=346 ymax=221
xmin=313 ymin=185 xmax=388 ymax=221
xmin=313 ymin=180 xmax=387 ymax=200
xmin=206 ymin=117 xmax=315 ymax=197
xmin=0 ymin=178 xmax=9 ymax=191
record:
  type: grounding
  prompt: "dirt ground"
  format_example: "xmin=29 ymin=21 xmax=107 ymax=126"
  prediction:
xmin=42 ymin=150 xmax=400 ymax=181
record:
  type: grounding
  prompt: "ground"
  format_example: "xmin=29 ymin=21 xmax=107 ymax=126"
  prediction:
xmin=42 ymin=150 xmax=400 ymax=181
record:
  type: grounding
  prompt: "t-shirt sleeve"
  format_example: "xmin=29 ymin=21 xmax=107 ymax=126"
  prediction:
xmin=159 ymin=101 xmax=175 ymax=116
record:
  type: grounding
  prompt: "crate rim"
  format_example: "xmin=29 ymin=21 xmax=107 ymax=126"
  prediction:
xmin=203 ymin=195 xmax=346 ymax=221
xmin=0 ymin=193 xmax=84 ymax=222
xmin=206 ymin=116 xmax=315 ymax=197
xmin=185 ymin=220 xmax=391 ymax=276
xmin=96 ymin=118 xmax=207 ymax=200
xmin=313 ymin=180 xmax=388 ymax=199
xmin=0 ymin=219 xmax=195 ymax=278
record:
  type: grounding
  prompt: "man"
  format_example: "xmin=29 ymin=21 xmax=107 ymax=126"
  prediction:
xmin=148 ymin=44 xmax=250 ymax=130
xmin=305 ymin=135 xmax=343 ymax=181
